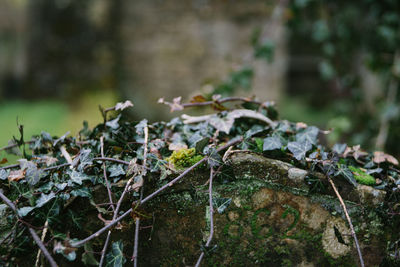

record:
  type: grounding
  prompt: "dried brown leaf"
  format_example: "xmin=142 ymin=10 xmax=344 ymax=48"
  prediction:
xmin=8 ymin=169 xmax=25 ymax=181
xmin=115 ymin=100 xmax=134 ymax=111
xmin=373 ymin=151 xmax=399 ymax=165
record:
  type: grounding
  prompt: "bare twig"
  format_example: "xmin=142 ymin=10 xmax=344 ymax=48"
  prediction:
xmin=100 ymin=136 xmax=115 ymax=213
xmin=181 ymin=97 xmax=266 ymax=108
xmin=98 ymin=231 xmax=111 ymax=267
xmin=99 ymin=126 xmax=149 ymax=266
xmin=132 ymin=218 xmax=140 ymax=266
xmin=0 ymin=191 xmax=57 ymax=267
xmin=131 ymin=126 xmax=148 ymax=266
xmin=195 ymin=168 xmax=216 ymax=267
xmin=0 ymin=141 xmax=34 ymax=152
xmin=327 ymin=177 xmax=365 ymax=267
xmin=0 ymin=163 xmax=19 ymax=170
xmin=35 ymin=220 xmax=49 ymax=267
xmin=59 ymin=146 xmax=73 ymax=165
xmin=71 ymin=137 xmax=243 ymax=248
xmin=93 ymin=157 xmax=130 ymax=165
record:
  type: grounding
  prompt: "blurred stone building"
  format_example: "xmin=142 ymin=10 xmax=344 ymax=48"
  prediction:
xmin=0 ymin=0 xmax=287 ymax=120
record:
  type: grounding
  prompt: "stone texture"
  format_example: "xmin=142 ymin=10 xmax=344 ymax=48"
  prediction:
xmin=136 ymin=151 xmax=387 ymax=266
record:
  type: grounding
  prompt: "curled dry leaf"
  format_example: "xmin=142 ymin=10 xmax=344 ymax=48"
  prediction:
xmin=373 ymin=151 xmax=399 ymax=165
xmin=159 ymin=96 xmax=184 ymax=112
xmin=8 ymin=169 xmax=25 ymax=182
xmin=296 ymin=122 xmax=308 ymax=129
xmin=115 ymin=100 xmax=134 ymax=111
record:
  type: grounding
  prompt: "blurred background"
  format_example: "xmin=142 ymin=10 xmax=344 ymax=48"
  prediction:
xmin=0 ymin=0 xmax=399 ymax=157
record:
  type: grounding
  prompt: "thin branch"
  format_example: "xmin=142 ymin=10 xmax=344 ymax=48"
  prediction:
xmin=131 ymin=126 xmax=148 ymax=266
xmin=42 ymin=163 xmax=70 ymax=172
xmin=93 ymin=157 xmax=130 ymax=165
xmin=71 ymin=137 xmax=243 ymax=248
xmin=195 ymin=168 xmax=215 ymax=267
xmin=181 ymin=97 xmax=265 ymax=108
xmin=0 ymin=163 xmax=20 ymax=170
xmin=0 ymin=141 xmax=34 ymax=152
xmin=35 ymin=220 xmax=49 ymax=267
xmin=327 ymin=177 xmax=365 ymax=267
xmin=99 ymin=231 xmax=111 ymax=267
xmin=99 ymin=126 xmax=149 ymax=265
xmin=0 ymin=191 xmax=57 ymax=267
xmin=100 ymin=136 xmax=115 ymax=213
xmin=132 ymin=218 xmax=140 ymax=266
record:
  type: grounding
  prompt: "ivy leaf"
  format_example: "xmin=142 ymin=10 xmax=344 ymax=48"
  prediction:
xmin=212 ymin=197 xmax=232 ymax=214
xmin=335 ymin=165 xmax=357 ymax=187
xmin=78 ymin=149 xmax=93 ymax=172
xmin=36 ymin=192 xmax=55 ymax=208
xmin=263 ymin=136 xmax=282 ymax=151
xmin=206 ymin=148 xmax=222 ymax=168
xmin=208 ymin=114 xmax=235 ymax=134
xmin=68 ymin=170 xmax=91 ymax=185
xmin=332 ymin=143 xmax=347 ymax=154
xmin=25 ymin=166 xmax=45 ymax=186
xmin=287 ymin=141 xmax=312 ymax=160
xmin=17 ymin=206 xmax=35 ymax=217
xmin=82 ymin=243 xmax=99 ymax=266
xmin=194 ymin=137 xmax=209 ymax=154
xmin=71 ymin=188 xmax=91 ymax=198
xmin=0 ymin=169 xmax=9 ymax=180
xmin=105 ymin=241 xmax=126 ymax=267
xmin=296 ymin=126 xmax=319 ymax=145
xmin=135 ymin=119 xmax=148 ymax=135
xmin=108 ymin=164 xmax=126 ymax=177
xmin=106 ymin=114 xmax=121 ymax=130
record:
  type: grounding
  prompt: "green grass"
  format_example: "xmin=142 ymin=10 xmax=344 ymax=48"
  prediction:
xmin=0 ymin=90 xmax=118 ymax=164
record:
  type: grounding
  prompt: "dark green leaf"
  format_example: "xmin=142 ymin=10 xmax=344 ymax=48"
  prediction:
xmin=287 ymin=141 xmax=312 ymax=160
xmin=17 ymin=206 xmax=35 ymax=217
xmin=108 ymin=164 xmax=126 ymax=177
xmin=296 ymin=126 xmax=319 ymax=145
xmin=82 ymin=243 xmax=99 ymax=266
xmin=68 ymin=170 xmax=91 ymax=185
xmin=263 ymin=136 xmax=282 ymax=151
xmin=36 ymin=192 xmax=55 ymax=208
xmin=195 ymin=137 xmax=209 ymax=154
xmin=335 ymin=165 xmax=357 ymax=187
xmin=71 ymin=188 xmax=91 ymax=198
xmin=78 ymin=149 xmax=93 ymax=172
xmin=105 ymin=241 xmax=126 ymax=267
xmin=206 ymin=148 xmax=222 ymax=168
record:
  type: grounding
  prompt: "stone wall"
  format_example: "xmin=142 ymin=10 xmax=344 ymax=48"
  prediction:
xmin=134 ymin=151 xmax=387 ymax=266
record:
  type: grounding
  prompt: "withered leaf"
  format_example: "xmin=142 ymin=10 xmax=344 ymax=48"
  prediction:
xmin=8 ymin=169 xmax=25 ymax=182
xmin=114 ymin=100 xmax=134 ymax=111
xmin=373 ymin=151 xmax=399 ymax=165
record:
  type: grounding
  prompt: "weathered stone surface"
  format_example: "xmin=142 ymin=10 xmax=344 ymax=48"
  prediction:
xmin=136 ymin=151 xmax=387 ymax=266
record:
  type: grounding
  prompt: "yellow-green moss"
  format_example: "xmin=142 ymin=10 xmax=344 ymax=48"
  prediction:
xmin=166 ymin=148 xmax=204 ymax=169
xmin=348 ymin=166 xmax=376 ymax=186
